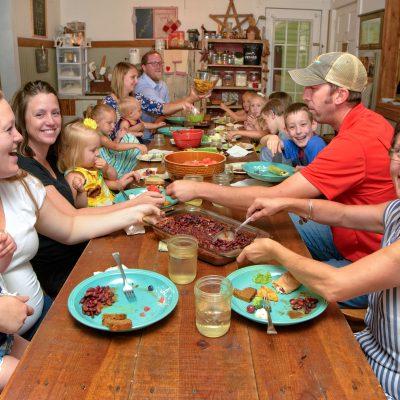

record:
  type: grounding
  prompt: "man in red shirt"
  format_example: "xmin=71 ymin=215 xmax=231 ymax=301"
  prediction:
xmin=167 ymin=53 xmax=395 ymax=306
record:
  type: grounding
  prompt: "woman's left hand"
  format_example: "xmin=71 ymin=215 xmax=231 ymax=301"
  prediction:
xmin=237 ymin=238 xmax=279 ymax=267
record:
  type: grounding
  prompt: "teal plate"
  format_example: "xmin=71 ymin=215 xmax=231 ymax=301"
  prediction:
xmin=113 ymin=188 xmax=178 ymax=208
xmin=243 ymin=161 xmax=295 ymax=183
xmin=227 ymin=265 xmax=327 ymax=326
xmin=157 ymin=126 xmax=186 ymax=137
xmin=165 ymin=116 xmax=186 ymax=125
xmin=68 ymin=269 xmax=179 ymax=332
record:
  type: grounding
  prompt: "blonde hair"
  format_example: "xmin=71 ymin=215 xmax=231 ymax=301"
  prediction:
xmin=119 ymin=96 xmax=139 ymax=118
xmin=111 ymin=62 xmax=138 ymax=100
xmin=86 ymin=103 xmax=116 ymax=123
xmin=57 ymin=121 xmax=99 ymax=173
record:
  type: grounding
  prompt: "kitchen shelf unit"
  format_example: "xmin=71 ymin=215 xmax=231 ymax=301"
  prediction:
xmin=201 ymin=38 xmax=269 ymax=114
xmin=56 ymin=46 xmax=89 ymax=96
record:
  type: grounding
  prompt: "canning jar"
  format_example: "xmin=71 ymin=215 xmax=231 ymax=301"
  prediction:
xmin=212 ymin=172 xmax=232 ymax=207
xmin=222 ymin=71 xmax=234 ymax=87
xmin=247 ymin=71 xmax=261 ymax=89
xmin=221 ymin=53 xmax=229 ymax=65
xmin=235 ymin=71 xmax=247 ymax=87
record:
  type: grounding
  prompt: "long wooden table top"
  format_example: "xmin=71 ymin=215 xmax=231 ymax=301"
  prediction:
xmin=1 ymin=136 xmax=385 ymax=399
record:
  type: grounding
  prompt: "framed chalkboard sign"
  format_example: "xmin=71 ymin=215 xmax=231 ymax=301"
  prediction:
xmin=32 ymin=0 xmax=47 ymax=37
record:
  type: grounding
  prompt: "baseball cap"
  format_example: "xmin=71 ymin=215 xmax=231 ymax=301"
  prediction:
xmin=289 ymin=52 xmax=367 ymax=92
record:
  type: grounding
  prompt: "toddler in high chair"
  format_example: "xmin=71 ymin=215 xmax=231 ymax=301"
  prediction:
xmin=58 ymin=120 xmax=139 ymax=208
xmin=118 ymin=97 xmax=166 ymax=142
xmin=260 ymin=102 xmax=326 ymax=168
xmin=86 ymin=104 xmax=146 ymax=178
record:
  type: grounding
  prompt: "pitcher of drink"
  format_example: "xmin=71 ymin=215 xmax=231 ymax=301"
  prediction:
xmin=194 ymin=275 xmax=233 ymax=338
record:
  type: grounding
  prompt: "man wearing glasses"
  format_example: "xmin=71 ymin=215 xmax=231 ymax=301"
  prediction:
xmin=135 ymin=51 xmax=170 ymax=142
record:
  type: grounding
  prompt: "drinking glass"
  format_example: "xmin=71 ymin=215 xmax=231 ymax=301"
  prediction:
xmin=183 ymin=175 xmax=203 ymax=207
xmin=167 ymin=235 xmax=198 ymax=284
xmin=211 ymin=172 xmax=232 ymax=207
xmin=194 ymin=275 xmax=233 ymax=338
xmin=153 ymin=133 xmax=166 ymax=147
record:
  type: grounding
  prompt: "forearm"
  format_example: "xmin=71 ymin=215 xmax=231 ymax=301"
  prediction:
xmin=162 ymin=101 xmax=185 ymax=115
xmin=74 ymin=192 xmax=88 ymax=209
xmin=143 ymin=121 xmax=161 ymax=129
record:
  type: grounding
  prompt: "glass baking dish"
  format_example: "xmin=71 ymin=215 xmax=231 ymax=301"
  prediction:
xmin=147 ymin=204 xmax=270 ymax=265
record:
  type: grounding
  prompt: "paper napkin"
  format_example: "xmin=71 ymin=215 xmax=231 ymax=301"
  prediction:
xmin=227 ymin=145 xmax=253 ymax=158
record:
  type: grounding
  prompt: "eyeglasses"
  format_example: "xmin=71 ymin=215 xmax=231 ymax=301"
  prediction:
xmin=146 ymin=61 xmax=164 ymax=67
xmin=389 ymin=147 xmax=400 ymax=161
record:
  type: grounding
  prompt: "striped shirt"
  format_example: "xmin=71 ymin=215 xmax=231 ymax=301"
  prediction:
xmin=355 ymin=199 xmax=400 ymax=399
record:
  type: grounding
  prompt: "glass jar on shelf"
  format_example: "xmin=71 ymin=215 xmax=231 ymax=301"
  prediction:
xmin=247 ymin=71 xmax=261 ymax=89
xmin=234 ymin=52 xmax=244 ymax=65
xmin=227 ymin=53 xmax=235 ymax=65
xmin=235 ymin=71 xmax=247 ymax=87
xmin=221 ymin=52 xmax=229 ymax=65
xmin=222 ymin=71 xmax=234 ymax=87
xmin=216 ymin=52 xmax=223 ymax=65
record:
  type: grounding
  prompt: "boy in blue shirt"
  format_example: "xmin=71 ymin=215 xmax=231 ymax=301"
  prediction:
xmin=260 ymin=102 xmax=326 ymax=168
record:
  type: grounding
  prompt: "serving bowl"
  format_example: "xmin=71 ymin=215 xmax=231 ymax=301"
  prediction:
xmin=172 ymin=129 xmax=203 ymax=149
xmin=164 ymin=151 xmax=226 ymax=178
xmin=193 ymin=71 xmax=219 ymax=94
xmin=186 ymin=113 xmax=205 ymax=124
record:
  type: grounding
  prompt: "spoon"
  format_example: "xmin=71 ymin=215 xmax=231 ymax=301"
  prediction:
xmin=212 ymin=215 xmax=254 ymax=242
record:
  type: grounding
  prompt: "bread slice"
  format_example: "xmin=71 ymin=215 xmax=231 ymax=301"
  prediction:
xmin=257 ymin=286 xmax=279 ymax=302
xmin=272 ymin=272 xmax=301 ymax=294
xmin=145 ymin=175 xmax=165 ymax=186
xmin=233 ymin=287 xmax=257 ymax=302
xmin=102 ymin=313 xmax=132 ymax=331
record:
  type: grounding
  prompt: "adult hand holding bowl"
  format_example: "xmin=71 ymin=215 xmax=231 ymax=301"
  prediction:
xmin=193 ymin=71 xmax=218 ymax=95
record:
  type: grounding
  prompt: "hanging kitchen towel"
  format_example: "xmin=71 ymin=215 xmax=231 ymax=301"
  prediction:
xmin=163 ymin=50 xmax=189 ymax=75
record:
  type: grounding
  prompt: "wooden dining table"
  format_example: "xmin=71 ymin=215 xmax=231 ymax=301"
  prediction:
xmin=1 ymin=131 xmax=386 ymax=399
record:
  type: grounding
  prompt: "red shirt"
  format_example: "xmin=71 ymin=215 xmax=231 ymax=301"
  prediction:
xmin=301 ymin=103 xmax=396 ymax=261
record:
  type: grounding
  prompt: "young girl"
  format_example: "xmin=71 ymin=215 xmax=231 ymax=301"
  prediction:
xmin=58 ymin=120 xmax=138 ymax=208
xmin=227 ymin=92 xmax=268 ymax=141
xmin=220 ymin=91 xmax=253 ymax=122
xmin=86 ymin=104 xmax=146 ymax=178
xmin=118 ymin=97 xmax=166 ymax=141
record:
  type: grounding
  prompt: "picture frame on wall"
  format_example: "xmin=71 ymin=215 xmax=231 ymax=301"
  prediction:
xmin=359 ymin=10 xmax=384 ymax=50
xmin=133 ymin=7 xmax=178 ymax=39
xmin=32 ymin=0 xmax=47 ymax=38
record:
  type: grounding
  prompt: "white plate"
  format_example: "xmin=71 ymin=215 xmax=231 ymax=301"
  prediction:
xmin=236 ymin=142 xmax=254 ymax=151
xmin=136 ymin=167 xmax=158 ymax=179
xmin=138 ymin=154 xmax=163 ymax=162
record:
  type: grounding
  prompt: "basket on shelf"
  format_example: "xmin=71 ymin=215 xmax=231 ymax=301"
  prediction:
xmin=164 ymin=151 xmax=226 ymax=178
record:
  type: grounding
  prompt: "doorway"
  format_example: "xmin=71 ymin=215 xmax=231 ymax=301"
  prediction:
xmin=265 ymin=9 xmax=322 ymax=101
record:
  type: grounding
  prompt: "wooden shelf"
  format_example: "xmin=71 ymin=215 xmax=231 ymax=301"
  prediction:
xmin=207 ymin=64 xmax=262 ymax=68
xmin=206 ymin=105 xmax=242 ymax=109
xmin=375 ymin=102 xmax=400 ymax=121
xmin=213 ymin=86 xmax=257 ymax=90
xmin=206 ymin=39 xmax=264 ymax=44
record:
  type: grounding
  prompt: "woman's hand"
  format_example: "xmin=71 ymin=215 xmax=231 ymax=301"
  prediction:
xmin=246 ymin=197 xmax=287 ymax=220
xmin=237 ymin=238 xmax=280 ymax=267
xmin=0 ymin=231 xmax=17 ymax=273
xmin=131 ymin=191 xmax=165 ymax=207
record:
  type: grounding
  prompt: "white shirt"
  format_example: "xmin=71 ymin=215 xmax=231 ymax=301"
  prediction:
xmin=0 ymin=175 xmax=46 ymax=334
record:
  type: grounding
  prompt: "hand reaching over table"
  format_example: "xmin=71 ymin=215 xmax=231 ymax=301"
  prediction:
xmin=166 ymin=180 xmax=200 ymax=202
xmin=132 ymin=204 xmax=163 ymax=226
xmin=237 ymin=238 xmax=283 ymax=268
xmin=129 ymin=191 xmax=165 ymax=208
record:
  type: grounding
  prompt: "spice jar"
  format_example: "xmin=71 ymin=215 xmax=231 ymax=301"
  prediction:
xmin=216 ymin=52 xmax=223 ymax=65
xmin=234 ymin=52 xmax=244 ymax=65
xmin=221 ymin=52 xmax=229 ymax=65
xmin=247 ymin=71 xmax=261 ymax=89
xmin=235 ymin=71 xmax=247 ymax=87
xmin=222 ymin=71 xmax=234 ymax=87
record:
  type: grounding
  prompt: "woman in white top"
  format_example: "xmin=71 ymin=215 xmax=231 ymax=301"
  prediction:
xmin=237 ymin=122 xmax=400 ymax=400
xmin=0 ymin=92 xmax=160 ymax=389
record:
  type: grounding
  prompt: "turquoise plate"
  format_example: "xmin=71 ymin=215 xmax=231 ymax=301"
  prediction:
xmin=165 ymin=116 xmax=186 ymax=125
xmin=243 ymin=161 xmax=295 ymax=183
xmin=157 ymin=126 xmax=186 ymax=137
xmin=113 ymin=188 xmax=178 ymax=208
xmin=227 ymin=265 xmax=327 ymax=326
xmin=68 ymin=269 xmax=179 ymax=332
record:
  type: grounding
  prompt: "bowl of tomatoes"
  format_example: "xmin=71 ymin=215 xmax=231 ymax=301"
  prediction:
xmin=164 ymin=151 xmax=226 ymax=178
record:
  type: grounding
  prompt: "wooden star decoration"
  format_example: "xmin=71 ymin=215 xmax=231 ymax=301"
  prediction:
xmin=209 ymin=0 xmax=253 ymax=35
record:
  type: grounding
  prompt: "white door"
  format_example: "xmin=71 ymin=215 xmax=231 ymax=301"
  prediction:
xmin=329 ymin=2 xmax=358 ymax=55
xmin=265 ymin=9 xmax=322 ymax=101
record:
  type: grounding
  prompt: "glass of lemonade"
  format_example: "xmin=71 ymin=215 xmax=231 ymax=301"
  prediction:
xmin=167 ymin=235 xmax=198 ymax=284
xmin=183 ymin=174 xmax=203 ymax=207
xmin=194 ymin=275 xmax=233 ymax=338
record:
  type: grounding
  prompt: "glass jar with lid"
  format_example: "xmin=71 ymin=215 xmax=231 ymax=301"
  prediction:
xmin=235 ymin=71 xmax=247 ymax=87
xmin=222 ymin=71 xmax=234 ymax=87
xmin=221 ymin=52 xmax=229 ymax=65
xmin=247 ymin=71 xmax=261 ymax=89
xmin=234 ymin=52 xmax=244 ymax=65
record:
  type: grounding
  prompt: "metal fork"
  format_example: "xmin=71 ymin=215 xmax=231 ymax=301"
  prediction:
xmin=263 ymin=296 xmax=277 ymax=334
xmin=112 ymin=252 xmax=136 ymax=301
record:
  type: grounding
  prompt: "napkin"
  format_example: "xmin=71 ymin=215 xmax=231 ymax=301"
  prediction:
xmin=227 ymin=145 xmax=253 ymax=158
xmin=158 ymin=241 xmax=168 ymax=252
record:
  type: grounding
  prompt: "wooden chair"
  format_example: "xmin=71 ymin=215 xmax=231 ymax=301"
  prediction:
xmin=341 ymin=308 xmax=367 ymax=332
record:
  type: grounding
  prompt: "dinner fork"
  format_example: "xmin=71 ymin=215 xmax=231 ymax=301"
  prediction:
xmin=112 ymin=252 xmax=136 ymax=301
xmin=263 ymin=296 xmax=277 ymax=334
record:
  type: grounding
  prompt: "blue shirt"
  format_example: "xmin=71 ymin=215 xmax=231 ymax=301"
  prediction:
xmin=282 ymin=135 xmax=326 ymax=166
xmin=135 ymin=73 xmax=170 ymax=140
